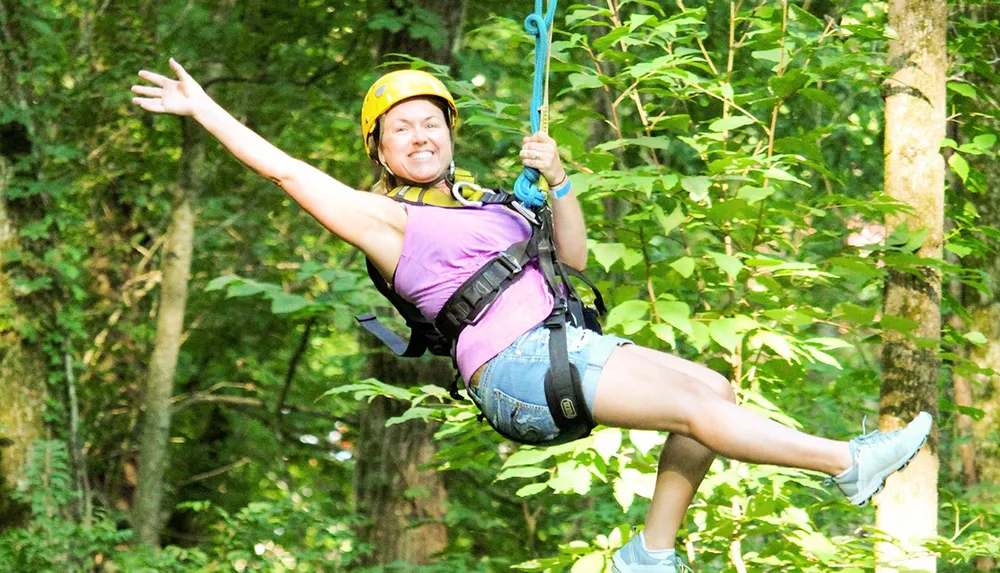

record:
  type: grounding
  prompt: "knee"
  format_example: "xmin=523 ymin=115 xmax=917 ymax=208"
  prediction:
xmin=703 ymin=370 xmax=736 ymax=404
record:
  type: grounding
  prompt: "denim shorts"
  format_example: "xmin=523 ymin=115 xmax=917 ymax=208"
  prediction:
xmin=468 ymin=324 xmax=630 ymax=446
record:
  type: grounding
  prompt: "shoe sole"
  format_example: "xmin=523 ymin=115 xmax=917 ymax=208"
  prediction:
xmin=852 ymin=418 xmax=930 ymax=507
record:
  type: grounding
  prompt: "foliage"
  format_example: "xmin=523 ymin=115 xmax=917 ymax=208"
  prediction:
xmin=1 ymin=0 xmax=999 ymax=571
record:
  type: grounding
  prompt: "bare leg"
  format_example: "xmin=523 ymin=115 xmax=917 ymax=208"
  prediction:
xmin=592 ymin=345 xmax=853 ymax=550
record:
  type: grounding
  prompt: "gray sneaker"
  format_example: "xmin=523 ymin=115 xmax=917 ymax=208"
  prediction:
xmin=831 ymin=411 xmax=932 ymax=506
xmin=610 ymin=533 xmax=693 ymax=573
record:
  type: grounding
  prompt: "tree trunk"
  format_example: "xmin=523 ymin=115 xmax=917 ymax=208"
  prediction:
xmin=877 ymin=0 xmax=946 ymax=571
xmin=0 ymin=71 xmax=48 ymax=530
xmin=133 ymin=119 xmax=203 ymax=547
xmin=353 ymin=343 xmax=452 ymax=566
xmin=351 ymin=1 xmax=470 ymax=563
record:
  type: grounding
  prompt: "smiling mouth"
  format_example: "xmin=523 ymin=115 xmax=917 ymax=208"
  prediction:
xmin=409 ymin=150 xmax=434 ymax=159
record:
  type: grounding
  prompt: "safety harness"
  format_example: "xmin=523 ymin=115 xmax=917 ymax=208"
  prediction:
xmin=356 ymin=0 xmax=602 ymax=443
xmin=355 ymin=171 xmax=606 ymax=444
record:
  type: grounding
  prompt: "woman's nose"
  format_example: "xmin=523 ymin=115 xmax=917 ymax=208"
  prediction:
xmin=411 ymin=127 xmax=428 ymax=144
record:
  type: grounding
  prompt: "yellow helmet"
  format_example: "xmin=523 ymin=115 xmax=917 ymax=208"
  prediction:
xmin=361 ymin=69 xmax=458 ymax=160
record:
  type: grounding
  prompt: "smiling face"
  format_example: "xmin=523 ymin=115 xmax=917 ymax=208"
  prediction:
xmin=378 ymin=98 xmax=453 ymax=184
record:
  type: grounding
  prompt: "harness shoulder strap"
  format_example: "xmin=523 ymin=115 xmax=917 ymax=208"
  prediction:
xmin=356 ymin=258 xmax=451 ymax=357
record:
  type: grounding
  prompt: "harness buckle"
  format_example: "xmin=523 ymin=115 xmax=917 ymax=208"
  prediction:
xmin=512 ymin=200 xmax=539 ymax=225
xmin=498 ymin=251 xmax=522 ymax=274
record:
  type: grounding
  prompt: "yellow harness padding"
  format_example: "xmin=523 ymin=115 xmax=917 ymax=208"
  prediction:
xmin=383 ymin=168 xmax=487 ymax=208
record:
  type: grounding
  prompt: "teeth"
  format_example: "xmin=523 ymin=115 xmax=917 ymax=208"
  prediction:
xmin=410 ymin=151 xmax=432 ymax=159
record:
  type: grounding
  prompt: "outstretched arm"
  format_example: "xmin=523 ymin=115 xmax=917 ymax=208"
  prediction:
xmin=130 ymin=59 xmax=404 ymax=270
xmin=520 ymin=132 xmax=587 ymax=270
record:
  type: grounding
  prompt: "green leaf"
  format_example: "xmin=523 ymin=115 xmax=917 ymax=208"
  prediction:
xmin=804 ymin=347 xmax=843 ymax=369
xmin=655 ymin=300 xmax=691 ymax=336
xmin=681 ymin=176 xmax=712 ymax=201
xmin=629 ymin=430 xmax=664 ymax=455
xmin=768 ymin=69 xmax=808 ymax=98
xmin=622 ymin=248 xmax=644 ymax=270
xmin=650 ymin=323 xmax=676 ymax=348
xmin=751 ymin=48 xmax=785 ymax=63
xmin=606 ymin=300 xmax=650 ymax=329
xmin=737 ymin=185 xmax=775 ymax=204
xmin=571 ymin=553 xmax=606 ymax=573
xmin=205 ymin=274 xmax=241 ymax=292
xmin=593 ymin=242 xmax=626 ymax=271
xmin=806 ymin=337 xmax=854 ymax=350
xmin=709 ymin=318 xmax=742 ymax=353
xmin=594 ymin=26 xmax=630 ymax=52
xmin=709 ymin=116 xmax=755 ymax=132
xmin=800 ymin=88 xmax=839 ymax=109
xmin=973 ymin=133 xmax=996 ymax=149
xmin=505 ymin=448 xmax=555 ymax=467
xmin=613 ymin=477 xmax=635 ymax=512
xmin=591 ymin=428 xmax=622 ymax=462
xmin=763 ymin=167 xmax=808 ymax=185
xmin=880 ymin=314 xmax=919 ymax=334
xmin=515 ymin=483 xmax=548 ymax=497
xmin=568 ymin=73 xmax=604 ymax=90
xmin=964 ymin=331 xmax=987 ymax=345
xmin=667 ymin=257 xmax=694 ymax=279
xmin=386 ymin=407 xmax=436 ymax=426
xmin=753 ymin=331 xmax=797 ymax=361
xmin=620 ymin=468 xmax=656 ymax=498
xmin=944 ymin=242 xmax=972 ymax=257
xmin=709 ymin=252 xmax=744 ymax=280
xmin=270 ymin=292 xmax=311 ymax=314
xmin=688 ymin=322 xmax=710 ymax=351
xmin=947 ymin=82 xmax=977 ymax=98
xmin=652 ymin=204 xmax=684 ymax=235
xmin=949 ymin=152 xmax=969 ymax=182
xmin=226 ymin=281 xmax=275 ymax=298
xmin=497 ymin=466 xmax=548 ymax=480
xmin=789 ymin=4 xmax=824 ymax=30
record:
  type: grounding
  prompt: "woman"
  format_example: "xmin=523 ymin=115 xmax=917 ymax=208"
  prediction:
xmin=132 ymin=60 xmax=931 ymax=573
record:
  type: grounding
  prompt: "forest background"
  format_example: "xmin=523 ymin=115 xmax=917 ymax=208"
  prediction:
xmin=0 ymin=0 xmax=998 ymax=571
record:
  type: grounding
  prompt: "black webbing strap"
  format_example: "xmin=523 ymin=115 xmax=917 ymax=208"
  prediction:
xmin=534 ymin=209 xmax=595 ymax=436
xmin=356 ymin=258 xmax=451 ymax=357
xmin=434 ymin=238 xmax=533 ymax=340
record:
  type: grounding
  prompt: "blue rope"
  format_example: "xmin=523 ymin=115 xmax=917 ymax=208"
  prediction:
xmin=513 ymin=0 xmax=557 ymax=209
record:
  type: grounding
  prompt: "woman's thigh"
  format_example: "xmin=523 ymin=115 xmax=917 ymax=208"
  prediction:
xmin=590 ymin=344 xmax=732 ymax=433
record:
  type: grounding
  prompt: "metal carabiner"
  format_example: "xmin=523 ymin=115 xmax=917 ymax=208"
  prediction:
xmin=451 ymin=180 xmax=484 ymax=207
xmin=452 ymin=180 xmax=501 ymax=207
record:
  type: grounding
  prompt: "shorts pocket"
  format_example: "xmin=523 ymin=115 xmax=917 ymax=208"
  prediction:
xmin=488 ymin=389 xmax=559 ymax=445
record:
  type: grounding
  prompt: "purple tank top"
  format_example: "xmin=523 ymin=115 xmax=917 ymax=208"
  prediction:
xmin=392 ymin=204 xmax=554 ymax=382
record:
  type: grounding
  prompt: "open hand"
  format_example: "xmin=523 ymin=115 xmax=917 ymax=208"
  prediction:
xmin=519 ymin=131 xmax=567 ymax=188
xmin=131 ymin=58 xmax=207 ymax=117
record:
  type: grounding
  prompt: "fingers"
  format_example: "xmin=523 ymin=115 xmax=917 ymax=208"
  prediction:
xmin=131 ymin=97 xmax=166 ymax=113
xmin=130 ymin=85 xmax=162 ymax=98
xmin=169 ymin=57 xmax=190 ymax=80
xmin=519 ymin=146 xmax=550 ymax=166
xmin=525 ymin=131 xmax=556 ymax=145
xmin=137 ymin=69 xmax=171 ymax=87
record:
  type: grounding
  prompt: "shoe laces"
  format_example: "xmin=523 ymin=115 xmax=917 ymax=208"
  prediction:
xmin=823 ymin=415 xmax=892 ymax=486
